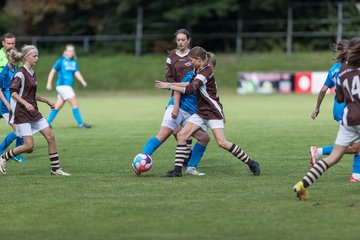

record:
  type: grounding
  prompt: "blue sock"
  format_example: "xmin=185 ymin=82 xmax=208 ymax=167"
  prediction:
xmin=188 ymin=143 xmax=206 ymax=168
xmin=142 ymin=137 xmax=161 ymax=155
xmin=0 ymin=132 xmax=17 ymax=152
xmin=322 ymin=145 xmax=333 ymax=155
xmin=352 ymin=154 xmax=360 ymax=175
xmin=15 ymin=137 xmax=24 ymax=147
xmin=72 ymin=108 xmax=84 ymax=126
xmin=47 ymin=109 xmax=59 ymax=125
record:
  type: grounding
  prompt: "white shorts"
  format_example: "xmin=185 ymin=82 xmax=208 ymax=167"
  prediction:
xmin=2 ymin=113 xmax=9 ymax=124
xmin=16 ymin=118 xmax=49 ymax=137
xmin=335 ymin=124 xmax=360 ymax=147
xmin=56 ymin=85 xmax=75 ymax=100
xmin=161 ymin=105 xmax=192 ymax=130
xmin=188 ymin=113 xmax=224 ymax=132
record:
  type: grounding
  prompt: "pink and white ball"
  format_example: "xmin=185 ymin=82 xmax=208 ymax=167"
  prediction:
xmin=132 ymin=154 xmax=153 ymax=175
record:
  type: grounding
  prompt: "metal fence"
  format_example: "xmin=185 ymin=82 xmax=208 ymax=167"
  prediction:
xmin=15 ymin=2 xmax=360 ymax=56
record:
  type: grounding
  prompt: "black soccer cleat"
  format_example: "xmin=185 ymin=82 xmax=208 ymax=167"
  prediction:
xmin=163 ymin=170 xmax=182 ymax=177
xmin=248 ymin=160 xmax=260 ymax=176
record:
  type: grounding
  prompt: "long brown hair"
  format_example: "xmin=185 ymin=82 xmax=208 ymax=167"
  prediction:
xmin=347 ymin=37 xmax=360 ymax=68
xmin=188 ymin=46 xmax=214 ymax=68
xmin=331 ymin=39 xmax=349 ymax=63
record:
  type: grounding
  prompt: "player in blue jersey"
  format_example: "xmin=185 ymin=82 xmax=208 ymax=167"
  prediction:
xmin=0 ymin=47 xmax=28 ymax=162
xmin=139 ymin=67 xmax=212 ymax=176
xmin=46 ymin=44 xmax=91 ymax=128
xmin=136 ymin=30 xmax=211 ymax=176
xmin=310 ymin=39 xmax=360 ymax=182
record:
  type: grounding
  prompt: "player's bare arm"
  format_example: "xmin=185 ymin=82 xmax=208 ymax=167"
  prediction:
xmin=74 ymin=71 xmax=87 ymax=87
xmin=35 ymin=94 xmax=55 ymax=109
xmin=46 ymin=68 xmax=56 ymax=90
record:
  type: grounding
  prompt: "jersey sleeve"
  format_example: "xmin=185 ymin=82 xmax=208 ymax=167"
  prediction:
xmin=184 ymin=67 xmax=213 ymax=94
xmin=165 ymin=57 xmax=175 ymax=83
xmin=53 ymin=58 xmax=62 ymax=71
xmin=10 ymin=72 xmax=24 ymax=95
xmin=184 ymin=78 xmax=203 ymax=95
xmin=323 ymin=69 xmax=335 ymax=88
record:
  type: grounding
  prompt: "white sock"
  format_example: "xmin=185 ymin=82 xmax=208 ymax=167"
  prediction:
xmin=352 ymin=173 xmax=360 ymax=179
xmin=317 ymin=148 xmax=323 ymax=157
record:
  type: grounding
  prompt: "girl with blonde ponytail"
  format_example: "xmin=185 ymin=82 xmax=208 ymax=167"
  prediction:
xmin=0 ymin=45 xmax=71 ymax=176
xmin=0 ymin=47 xmax=28 ymax=162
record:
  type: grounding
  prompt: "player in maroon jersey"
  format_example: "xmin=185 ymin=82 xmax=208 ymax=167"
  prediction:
xmin=139 ymin=30 xmax=210 ymax=176
xmin=0 ymin=45 xmax=70 ymax=176
xmin=155 ymin=46 xmax=260 ymax=177
xmin=293 ymin=37 xmax=360 ymax=200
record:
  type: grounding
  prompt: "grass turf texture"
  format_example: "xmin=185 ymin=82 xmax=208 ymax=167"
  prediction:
xmin=0 ymin=94 xmax=359 ymax=240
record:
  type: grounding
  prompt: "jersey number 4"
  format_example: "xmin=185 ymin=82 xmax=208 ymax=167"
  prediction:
xmin=343 ymin=76 xmax=360 ymax=102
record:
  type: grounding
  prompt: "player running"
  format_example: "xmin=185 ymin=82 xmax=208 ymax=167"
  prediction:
xmin=139 ymin=29 xmax=210 ymax=176
xmin=310 ymin=39 xmax=360 ymax=182
xmin=46 ymin=44 xmax=91 ymax=128
xmin=155 ymin=46 xmax=260 ymax=177
xmin=0 ymin=45 xmax=70 ymax=176
xmin=294 ymin=37 xmax=360 ymax=200
xmin=0 ymin=47 xmax=28 ymax=162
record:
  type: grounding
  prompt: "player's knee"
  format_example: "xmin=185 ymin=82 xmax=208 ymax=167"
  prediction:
xmin=216 ymin=139 xmax=228 ymax=149
xmin=203 ymin=134 xmax=210 ymax=144
xmin=23 ymin=142 xmax=34 ymax=151
xmin=46 ymin=133 xmax=56 ymax=144
xmin=177 ymin=131 xmax=188 ymax=142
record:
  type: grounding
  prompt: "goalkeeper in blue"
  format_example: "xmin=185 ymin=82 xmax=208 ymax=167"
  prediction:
xmin=309 ymin=39 xmax=360 ymax=183
xmin=46 ymin=44 xmax=91 ymax=129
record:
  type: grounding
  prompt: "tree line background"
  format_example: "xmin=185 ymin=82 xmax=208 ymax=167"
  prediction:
xmin=0 ymin=0 xmax=360 ymax=54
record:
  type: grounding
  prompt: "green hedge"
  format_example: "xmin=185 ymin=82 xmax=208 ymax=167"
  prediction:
xmin=34 ymin=52 xmax=334 ymax=92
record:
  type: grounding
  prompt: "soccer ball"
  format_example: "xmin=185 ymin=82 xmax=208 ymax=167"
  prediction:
xmin=131 ymin=154 xmax=153 ymax=175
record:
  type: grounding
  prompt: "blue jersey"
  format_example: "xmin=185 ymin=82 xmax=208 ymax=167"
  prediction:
xmin=324 ymin=62 xmax=345 ymax=122
xmin=0 ymin=64 xmax=18 ymax=114
xmin=53 ymin=57 xmax=79 ymax=86
xmin=168 ymin=70 xmax=197 ymax=114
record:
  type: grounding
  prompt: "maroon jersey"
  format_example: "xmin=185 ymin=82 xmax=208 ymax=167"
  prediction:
xmin=165 ymin=50 xmax=192 ymax=83
xmin=9 ymin=66 xmax=43 ymax=124
xmin=185 ymin=65 xmax=224 ymax=120
xmin=337 ymin=63 xmax=360 ymax=126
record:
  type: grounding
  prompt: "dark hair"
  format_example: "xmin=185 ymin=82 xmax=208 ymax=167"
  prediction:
xmin=188 ymin=46 xmax=215 ymax=68
xmin=331 ymin=39 xmax=349 ymax=63
xmin=347 ymin=37 xmax=360 ymax=68
xmin=174 ymin=29 xmax=191 ymax=40
xmin=2 ymin=32 xmax=15 ymax=41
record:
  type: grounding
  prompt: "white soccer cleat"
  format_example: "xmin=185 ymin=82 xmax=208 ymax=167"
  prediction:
xmin=51 ymin=168 xmax=71 ymax=176
xmin=0 ymin=155 xmax=7 ymax=175
xmin=309 ymin=146 xmax=319 ymax=167
xmin=186 ymin=167 xmax=205 ymax=176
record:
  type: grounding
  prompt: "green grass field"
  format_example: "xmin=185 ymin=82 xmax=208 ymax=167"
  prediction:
xmin=34 ymin=51 xmax=334 ymax=92
xmin=0 ymin=93 xmax=359 ymax=240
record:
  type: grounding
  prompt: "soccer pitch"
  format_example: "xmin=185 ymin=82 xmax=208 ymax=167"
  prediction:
xmin=0 ymin=94 xmax=359 ymax=240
